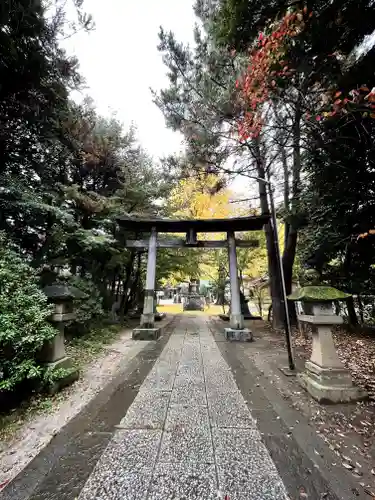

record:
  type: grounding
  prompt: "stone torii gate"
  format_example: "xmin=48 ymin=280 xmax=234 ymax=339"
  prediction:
xmin=117 ymin=214 xmax=269 ymax=340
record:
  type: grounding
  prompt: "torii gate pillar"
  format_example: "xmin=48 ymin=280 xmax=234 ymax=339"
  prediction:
xmin=133 ymin=227 xmax=161 ymax=340
xmin=225 ymin=231 xmax=253 ymax=342
xmin=140 ymin=227 xmax=157 ymax=328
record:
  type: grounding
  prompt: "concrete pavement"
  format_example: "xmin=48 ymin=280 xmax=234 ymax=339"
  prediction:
xmin=78 ymin=316 xmax=287 ymax=499
xmin=3 ymin=314 xmax=361 ymax=500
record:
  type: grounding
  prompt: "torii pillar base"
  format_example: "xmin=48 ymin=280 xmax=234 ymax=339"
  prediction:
xmin=132 ymin=327 xmax=161 ymax=341
xmin=224 ymin=328 xmax=253 ymax=342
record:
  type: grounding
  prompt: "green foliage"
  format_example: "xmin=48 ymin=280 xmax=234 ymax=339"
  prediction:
xmin=0 ymin=0 xmax=173 ymax=319
xmin=198 ymin=0 xmax=286 ymax=50
xmin=299 ymin=73 xmax=375 ymax=294
xmin=67 ymin=324 xmax=124 ymax=365
xmin=60 ymin=275 xmax=105 ymax=335
xmin=0 ymin=236 xmax=56 ymax=391
xmin=43 ymin=366 xmax=78 ymax=385
xmin=237 ymin=230 xmax=268 ymax=279
xmin=0 ymin=0 xmax=190 ymax=416
xmin=154 ymin=25 xmax=243 ymax=176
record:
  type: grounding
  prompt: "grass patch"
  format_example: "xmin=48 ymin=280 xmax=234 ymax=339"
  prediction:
xmin=66 ymin=322 xmax=126 ymax=366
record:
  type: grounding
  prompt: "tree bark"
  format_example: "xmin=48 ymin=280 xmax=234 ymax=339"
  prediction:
xmin=215 ymin=263 xmax=227 ymax=306
xmin=346 ymin=296 xmax=358 ymax=326
xmin=119 ymin=251 xmax=136 ymax=318
xmin=253 ymin=140 xmax=284 ymax=328
xmin=280 ymin=143 xmax=290 ymax=250
xmin=282 ymin=226 xmax=298 ymax=324
xmin=124 ymin=252 xmax=143 ymax=313
xmin=343 ymin=243 xmax=357 ymax=326
xmin=111 ymin=276 xmax=116 ymax=298
xmin=273 ymin=102 xmax=290 ymax=250
xmin=115 ymin=279 xmax=121 ymax=301
xmin=281 ymin=98 xmax=302 ymax=325
xmin=358 ymin=294 xmax=364 ymax=324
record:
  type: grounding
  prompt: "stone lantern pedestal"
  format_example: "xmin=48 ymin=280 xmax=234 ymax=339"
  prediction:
xmin=289 ymin=285 xmax=367 ymax=404
xmin=41 ymin=284 xmax=80 ymax=393
xmin=183 ymin=280 xmax=205 ymax=311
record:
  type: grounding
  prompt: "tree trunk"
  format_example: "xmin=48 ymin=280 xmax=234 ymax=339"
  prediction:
xmin=215 ymin=263 xmax=227 ymax=307
xmin=334 ymin=300 xmax=341 ymax=315
xmin=273 ymin=102 xmax=290 ymax=250
xmin=119 ymin=251 xmax=136 ymax=318
xmin=253 ymin=140 xmax=284 ymax=328
xmin=358 ymin=294 xmax=364 ymax=323
xmin=280 ymin=143 xmax=290 ymax=250
xmin=216 ymin=288 xmax=226 ymax=306
xmin=124 ymin=275 xmax=139 ymax=314
xmin=281 ymin=98 xmax=302 ymax=326
xmin=80 ymin=265 xmax=86 ymax=278
xmin=124 ymin=252 xmax=143 ymax=313
xmin=346 ymin=296 xmax=358 ymax=326
xmin=267 ymin=304 xmax=272 ymax=322
xmin=239 ymin=268 xmax=244 ymax=294
xmin=282 ymin=226 xmax=298 ymax=324
xmin=342 ymin=243 xmax=357 ymax=326
xmin=115 ymin=279 xmax=121 ymax=301
xmin=111 ymin=276 xmax=116 ymax=297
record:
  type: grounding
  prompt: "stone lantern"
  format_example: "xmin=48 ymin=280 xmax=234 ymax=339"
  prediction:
xmin=288 ymin=273 xmax=367 ymax=403
xmin=183 ymin=280 xmax=205 ymax=312
xmin=41 ymin=283 xmax=82 ymax=393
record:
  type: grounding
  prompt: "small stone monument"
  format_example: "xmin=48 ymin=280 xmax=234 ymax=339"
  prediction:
xmin=288 ymin=270 xmax=367 ymax=404
xmin=183 ymin=280 xmax=204 ymax=311
xmin=41 ymin=283 xmax=81 ymax=393
xmin=154 ymin=292 xmax=166 ymax=321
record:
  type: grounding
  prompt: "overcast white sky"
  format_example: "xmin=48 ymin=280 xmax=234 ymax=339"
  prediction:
xmin=62 ymin=0 xmax=197 ymax=160
xmin=61 ymin=0 xmax=251 ymax=198
xmin=61 ymin=2 xmax=375 ymax=205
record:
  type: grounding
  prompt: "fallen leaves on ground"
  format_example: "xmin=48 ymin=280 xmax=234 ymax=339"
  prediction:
xmin=293 ymin=325 xmax=375 ymax=494
xmin=294 ymin=326 xmax=375 ymax=399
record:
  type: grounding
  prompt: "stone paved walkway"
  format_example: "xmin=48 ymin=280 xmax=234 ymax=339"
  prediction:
xmin=78 ymin=316 xmax=288 ymax=499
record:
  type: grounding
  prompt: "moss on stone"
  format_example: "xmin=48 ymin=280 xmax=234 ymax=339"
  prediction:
xmin=288 ymin=285 xmax=351 ymax=302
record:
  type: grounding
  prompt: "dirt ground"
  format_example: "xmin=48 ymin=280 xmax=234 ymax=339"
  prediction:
xmin=249 ymin=320 xmax=375 ymax=497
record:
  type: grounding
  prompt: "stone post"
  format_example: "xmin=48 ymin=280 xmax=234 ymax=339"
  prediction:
xmin=133 ymin=227 xmax=163 ymax=340
xmin=224 ymin=231 xmax=252 ymax=342
xmin=289 ymin=283 xmax=367 ymax=403
xmin=227 ymin=231 xmax=243 ymax=329
xmin=140 ymin=227 xmax=157 ymax=328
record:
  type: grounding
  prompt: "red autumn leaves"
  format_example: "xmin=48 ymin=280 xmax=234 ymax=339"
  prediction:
xmin=314 ymin=86 xmax=375 ymax=122
xmin=235 ymin=9 xmax=307 ymax=141
xmin=235 ymin=9 xmax=375 ymax=141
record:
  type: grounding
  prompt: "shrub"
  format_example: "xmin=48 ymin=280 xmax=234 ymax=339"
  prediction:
xmin=0 ymin=237 xmax=57 ymax=391
xmin=60 ymin=275 xmax=105 ymax=335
